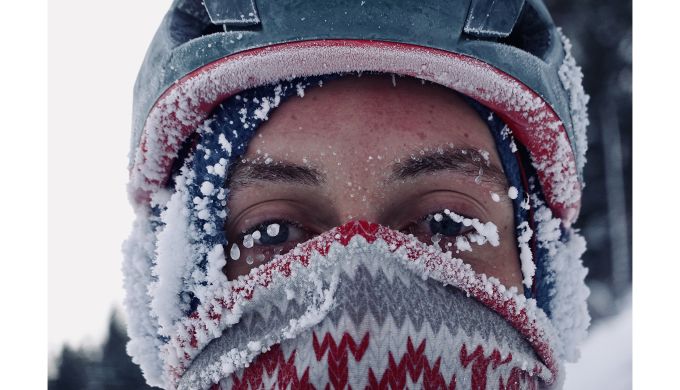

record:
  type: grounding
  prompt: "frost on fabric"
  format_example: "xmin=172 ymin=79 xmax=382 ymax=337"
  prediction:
xmin=557 ymin=28 xmax=590 ymax=179
xmin=150 ymin=185 xmax=194 ymax=337
xmin=280 ymin=269 xmax=339 ymax=339
xmin=516 ymin=221 xmax=535 ymax=289
xmin=252 ymin=84 xmax=282 ymax=120
xmin=165 ymin=225 xmax=562 ymax=389
xmin=533 ymin=201 xmax=590 ymax=362
xmin=122 ymin=212 xmax=165 ymax=387
xmin=173 ymin=245 xmax=343 ymax=389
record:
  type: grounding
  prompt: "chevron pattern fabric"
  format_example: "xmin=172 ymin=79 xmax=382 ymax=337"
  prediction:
xmin=177 ymin=226 xmax=551 ymax=389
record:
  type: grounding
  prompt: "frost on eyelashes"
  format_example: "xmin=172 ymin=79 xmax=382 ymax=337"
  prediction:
xmin=440 ymin=209 xmax=500 ymax=248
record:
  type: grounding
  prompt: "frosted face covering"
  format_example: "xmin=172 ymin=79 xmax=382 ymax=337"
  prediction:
xmin=176 ymin=222 xmax=557 ymax=389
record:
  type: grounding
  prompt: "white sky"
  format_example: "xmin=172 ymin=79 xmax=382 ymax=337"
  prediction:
xmin=49 ymin=0 xmax=171 ymax=358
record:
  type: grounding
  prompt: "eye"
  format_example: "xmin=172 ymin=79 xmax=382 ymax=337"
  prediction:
xmin=225 ymin=218 xmax=313 ymax=273
xmin=245 ymin=220 xmax=305 ymax=246
xmin=428 ymin=212 xmax=466 ymax=237
xmin=402 ymin=209 xmax=475 ymax=249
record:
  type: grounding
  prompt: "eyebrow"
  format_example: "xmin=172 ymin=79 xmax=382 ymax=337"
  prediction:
xmin=388 ymin=148 xmax=507 ymax=186
xmin=228 ymin=160 xmax=325 ymax=189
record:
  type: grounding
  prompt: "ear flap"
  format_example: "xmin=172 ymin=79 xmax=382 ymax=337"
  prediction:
xmin=464 ymin=0 xmax=525 ymax=38
xmin=203 ymin=0 xmax=261 ymax=26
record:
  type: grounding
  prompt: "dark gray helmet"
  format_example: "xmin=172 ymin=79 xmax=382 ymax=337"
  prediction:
xmin=130 ymin=0 xmax=588 ymax=226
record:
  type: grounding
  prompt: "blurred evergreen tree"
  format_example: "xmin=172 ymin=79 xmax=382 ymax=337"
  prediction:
xmin=49 ymin=309 xmax=155 ymax=389
xmin=90 ymin=309 xmax=152 ymax=389
xmin=49 ymin=345 xmax=89 ymax=390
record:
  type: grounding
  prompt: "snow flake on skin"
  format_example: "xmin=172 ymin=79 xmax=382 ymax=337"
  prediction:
xmin=161 ymin=221 xmax=560 ymax=388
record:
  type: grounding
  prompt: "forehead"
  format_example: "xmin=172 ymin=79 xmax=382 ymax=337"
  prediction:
xmin=245 ymin=75 xmax=499 ymax=167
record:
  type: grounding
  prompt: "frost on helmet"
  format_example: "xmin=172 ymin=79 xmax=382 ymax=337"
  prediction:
xmin=557 ymin=28 xmax=590 ymax=180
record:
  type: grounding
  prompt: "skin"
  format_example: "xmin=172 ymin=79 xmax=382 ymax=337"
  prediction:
xmin=223 ymin=75 xmax=523 ymax=290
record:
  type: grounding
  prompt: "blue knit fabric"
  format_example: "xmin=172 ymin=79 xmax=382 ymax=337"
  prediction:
xmin=465 ymin=99 xmax=555 ymax=316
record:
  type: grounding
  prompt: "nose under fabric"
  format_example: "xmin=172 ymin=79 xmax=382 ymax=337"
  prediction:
xmin=170 ymin=221 xmax=559 ymax=389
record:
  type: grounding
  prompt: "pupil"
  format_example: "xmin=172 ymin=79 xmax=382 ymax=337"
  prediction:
xmin=258 ymin=223 xmax=289 ymax=245
xmin=429 ymin=216 xmax=462 ymax=237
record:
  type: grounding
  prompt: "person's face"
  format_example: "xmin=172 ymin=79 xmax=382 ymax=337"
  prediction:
xmin=224 ymin=75 xmax=522 ymax=290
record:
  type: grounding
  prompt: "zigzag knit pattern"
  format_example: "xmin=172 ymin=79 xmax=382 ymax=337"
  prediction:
xmin=177 ymin=230 xmax=548 ymax=390
xmin=217 ymin=331 xmax=539 ymax=389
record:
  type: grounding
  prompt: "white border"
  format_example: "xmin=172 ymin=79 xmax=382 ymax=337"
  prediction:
xmin=634 ymin=1 xmax=680 ymax=388
xmin=0 ymin=1 xmax=47 ymax=388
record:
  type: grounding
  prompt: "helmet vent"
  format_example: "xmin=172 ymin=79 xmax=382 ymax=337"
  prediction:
xmin=464 ymin=0 xmax=526 ymax=38
xmin=203 ymin=0 xmax=260 ymax=27
xmin=463 ymin=2 xmax=552 ymax=61
xmin=496 ymin=3 xmax=552 ymax=60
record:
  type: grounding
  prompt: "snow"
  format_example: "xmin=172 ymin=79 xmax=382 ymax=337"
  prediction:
xmin=229 ymin=243 xmax=240 ymax=260
xmin=455 ymin=236 xmax=472 ymax=252
xmin=200 ymin=181 xmax=214 ymax=196
xmin=217 ymin=133 xmax=232 ymax=155
xmin=281 ymin=269 xmax=339 ymax=339
xmin=516 ymin=221 xmax=535 ymax=289
xmin=122 ymin=213 xmax=165 ymax=387
xmin=534 ymin=202 xmax=590 ymax=361
xmin=508 ymin=186 xmax=518 ymax=200
xmin=444 ymin=210 xmax=499 ymax=247
xmin=242 ymin=234 xmax=254 ymax=248
xmin=150 ymin=188 xmax=192 ymax=338
xmin=266 ymin=223 xmax=280 ymax=237
xmin=558 ymin=29 xmax=590 ymax=178
xmin=246 ymin=340 xmax=262 ymax=352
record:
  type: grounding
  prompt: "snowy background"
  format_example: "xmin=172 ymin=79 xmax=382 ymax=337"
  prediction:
xmin=48 ymin=0 xmax=632 ymax=388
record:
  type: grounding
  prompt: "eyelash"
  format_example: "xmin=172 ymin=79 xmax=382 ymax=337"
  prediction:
xmin=237 ymin=208 xmax=474 ymax=244
xmin=239 ymin=218 xmax=308 ymax=246
xmin=403 ymin=209 xmax=475 ymax=236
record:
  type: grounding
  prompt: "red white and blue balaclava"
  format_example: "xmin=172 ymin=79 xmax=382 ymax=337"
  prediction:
xmin=124 ymin=47 xmax=590 ymax=390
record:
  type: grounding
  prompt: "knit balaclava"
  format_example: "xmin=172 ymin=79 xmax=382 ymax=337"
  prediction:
xmin=124 ymin=75 xmax=589 ymax=389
